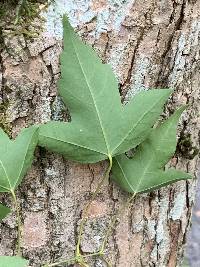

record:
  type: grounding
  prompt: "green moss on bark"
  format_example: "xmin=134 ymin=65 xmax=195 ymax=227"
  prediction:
xmin=177 ymin=132 xmax=199 ymax=160
xmin=0 ymin=0 xmax=49 ymax=41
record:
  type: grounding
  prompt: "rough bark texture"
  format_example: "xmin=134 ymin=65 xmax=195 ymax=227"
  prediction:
xmin=187 ymin=168 xmax=200 ymax=267
xmin=0 ymin=0 xmax=199 ymax=267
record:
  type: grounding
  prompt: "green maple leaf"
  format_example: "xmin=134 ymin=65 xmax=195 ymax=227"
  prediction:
xmin=0 ymin=256 xmax=28 ymax=267
xmin=111 ymin=107 xmax=192 ymax=194
xmin=39 ymin=17 xmax=172 ymax=163
xmin=0 ymin=126 xmax=38 ymax=193
xmin=0 ymin=203 xmax=11 ymax=221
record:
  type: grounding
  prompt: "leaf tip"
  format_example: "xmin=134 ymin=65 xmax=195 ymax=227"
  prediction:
xmin=62 ymin=14 xmax=73 ymax=33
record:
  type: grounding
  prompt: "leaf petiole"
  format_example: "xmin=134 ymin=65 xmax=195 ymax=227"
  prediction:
xmin=43 ymin=252 xmax=102 ymax=267
xmin=75 ymin=155 xmax=113 ymax=258
xmin=100 ymin=192 xmax=137 ymax=254
xmin=42 ymin=257 xmax=76 ymax=267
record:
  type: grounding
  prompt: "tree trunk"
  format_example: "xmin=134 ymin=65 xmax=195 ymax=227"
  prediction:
xmin=0 ymin=0 xmax=199 ymax=267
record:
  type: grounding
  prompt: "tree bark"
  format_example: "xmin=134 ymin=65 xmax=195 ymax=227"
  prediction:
xmin=0 ymin=0 xmax=199 ymax=267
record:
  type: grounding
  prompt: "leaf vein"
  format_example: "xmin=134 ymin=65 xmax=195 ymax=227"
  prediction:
xmin=115 ymin=158 xmax=135 ymax=192
xmin=41 ymin=135 xmax=107 ymax=156
xmin=71 ymin=37 xmax=110 ymax=155
xmin=12 ymin=130 xmax=36 ymax=190
xmin=0 ymin=159 xmax=12 ymax=191
xmin=112 ymin=94 xmax=167 ymax=154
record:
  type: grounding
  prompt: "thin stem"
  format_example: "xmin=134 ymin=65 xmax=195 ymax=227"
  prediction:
xmin=102 ymin=256 xmax=112 ymax=267
xmin=44 ymin=156 xmax=112 ymax=267
xmin=15 ymin=0 xmax=25 ymax=25
xmin=11 ymin=190 xmax=22 ymax=256
xmin=100 ymin=192 xmax=137 ymax=253
xmin=81 ymin=262 xmax=89 ymax=267
xmin=82 ymin=251 xmax=103 ymax=258
xmin=43 ymin=252 xmax=102 ymax=267
xmin=76 ymin=155 xmax=113 ymax=257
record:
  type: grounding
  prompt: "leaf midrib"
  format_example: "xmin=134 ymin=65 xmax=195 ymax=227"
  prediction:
xmin=115 ymin=158 xmax=135 ymax=192
xmin=135 ymin=147 xmax=155 ymax=193
xmin=134 ymin=174 xmax=181 ymax=194
xmin=71 ymin=36 xmax=110 ymax=156
xmin=0 ymin=129 xmax=36 ymax=191
xmin=111 ymin=93 xmax=167 ymax=154
xmin=0 ymin=159 xmax=12 ymax=191
xmin=119 ymin=117 xmax=174 ymax=193
xmin=116 ymin=150 xmax=160 ymax=193
xmin=41 ymin=135 xmax=107 ymax=156
xmin=12 ymin=130 xmax=36 ymax=190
